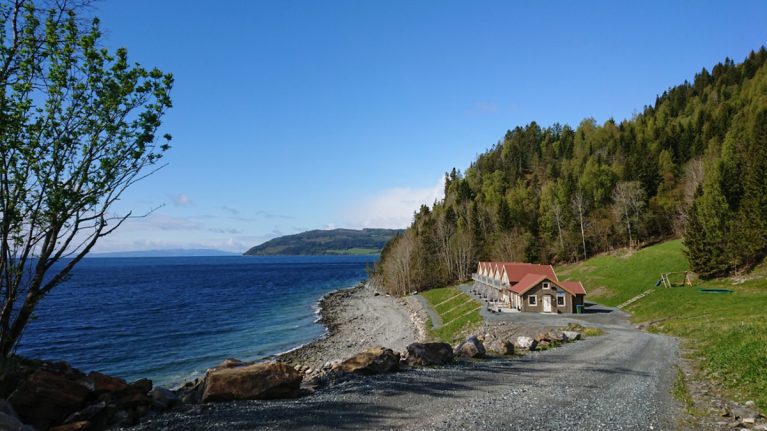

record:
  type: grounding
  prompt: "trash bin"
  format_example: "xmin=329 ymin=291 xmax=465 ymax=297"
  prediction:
xmin=576 ymin=304 xmax=583 ymax=314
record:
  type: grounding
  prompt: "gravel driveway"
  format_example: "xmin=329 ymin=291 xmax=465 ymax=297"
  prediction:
xmin=133 ymin=323 xmax=683 ymax=430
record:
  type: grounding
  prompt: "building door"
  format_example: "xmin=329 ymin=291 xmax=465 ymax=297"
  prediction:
xmin=543 ymin=295 xmax=552 ymax=313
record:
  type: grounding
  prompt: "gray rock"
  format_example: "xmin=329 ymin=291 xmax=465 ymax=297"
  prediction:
xmin=150 ymin=387 xmax=180 ymax=410
xmin=454 ymin=336 xmax=486 ymax=358
xmin=0 ymin=400 xmax=16 ymax=419
xmin=515 ymin=336 xmax=538 ymax=351
xmin=63 ymin=401 xmax=106 ymax=424
xmin=563 ymin=331 xmax=582 ymax=341
xmin=0 ymin=412 xmax=24 ymax=431
xmin=489 ymin=339 xmax=514 ymax=355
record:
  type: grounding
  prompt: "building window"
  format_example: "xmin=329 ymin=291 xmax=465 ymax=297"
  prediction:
xmin=528 ymin=295 xmax=537 ymax=306
xmin=542 ymin=282 xmax=550 ymax=289
xmin=557 ymin=296 xmax=565 ymax=306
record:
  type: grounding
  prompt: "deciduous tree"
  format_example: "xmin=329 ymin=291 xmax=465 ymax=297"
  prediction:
xmin=0 ymin=1 xmax=173 ymax=357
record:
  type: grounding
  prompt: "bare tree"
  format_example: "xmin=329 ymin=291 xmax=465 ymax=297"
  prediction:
xmin=551 ymin=201 xmax=565 ymax=252
xmin=383 ymin=232 xmax=415 ymax=295
xmin=612 ymin=181 xmax=646 ymax=248
xmin=571 ymin=192 xmax=589 ymax=260
xmin=451 ymin=229 xmax=475 ymax=281
xmin=0 ymin=1 xmax=173 ymax=357
xmin=435 ymin=213 xmax=456 ymax=280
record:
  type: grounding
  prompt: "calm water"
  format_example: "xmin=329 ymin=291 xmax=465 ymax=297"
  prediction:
xmin=17 ymin=255 xmax=376 ymax=387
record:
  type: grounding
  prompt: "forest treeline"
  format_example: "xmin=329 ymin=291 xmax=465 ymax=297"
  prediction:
xmin=373 ymin=47 xmax=767 ymax=295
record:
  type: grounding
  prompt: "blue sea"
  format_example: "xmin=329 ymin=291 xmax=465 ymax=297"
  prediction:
xmin=17 ymin=255 xmax=376 ymax=387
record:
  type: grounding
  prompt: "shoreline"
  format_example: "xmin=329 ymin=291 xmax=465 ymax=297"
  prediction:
xmin=275 ymin=282 xmax=425 ymax=372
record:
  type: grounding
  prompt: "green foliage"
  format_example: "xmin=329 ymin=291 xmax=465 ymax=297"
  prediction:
xmin=377 ymin=46 xmax=767 ymax=294
xmin=0 ymin=1 xmax=173 ymax=356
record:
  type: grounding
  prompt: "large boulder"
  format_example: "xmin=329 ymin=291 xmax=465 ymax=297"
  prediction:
xmin=340 ymin=346 xmax=400 ymax=375
xmin=405 ymin=343 xmax=454 ymax=366
xmin=454 ymin=336 xmax=486 ymax=358
xmin=201 ymin=362 xmax=303 ymax=403
xmin=489 ymin=339 xmax=515 ymax=355
xmin=8 ymin=369 xmax=91 ymax=429
xmin=515 ymin=336 xmax=538 ymax=351
xmin=150 ymin=387 xmax=180 ymax=410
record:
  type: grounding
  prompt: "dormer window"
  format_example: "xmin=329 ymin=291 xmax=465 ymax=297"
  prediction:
xmin=542 ymin=282 xmax=551 ymax=289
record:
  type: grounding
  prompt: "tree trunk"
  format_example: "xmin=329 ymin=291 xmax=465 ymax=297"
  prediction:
xmin=578 ymin=212 xmax=587 ymax=260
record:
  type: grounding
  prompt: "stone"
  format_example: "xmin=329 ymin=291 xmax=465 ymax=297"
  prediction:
xmin=732 ymin=406 xmax=758 ymax=422
xmin=454 ymin=336 xmax=486 ymax=358
xmin=563 ymin=331 xmax=581 ymax=341
xmin=489 ymin=339 xmax=515 ymax=355
xmin=745 ymin=400 xmax=756 ymax=408
xmin=515 ymin=336 xmax=538 ymax=351
xmin=201 ymin=362 xmax=303 ymax=402
xmin=78 ymin=371 xmax=128 ymax=394
xmin=548 ymin=331 xmax=567 ymax=342
xmin=405 ymin=342 xmax=454 ymax=366
xmin=0 ymin=412 xmax=24 ymax=431
xmin=340 ymin=347 xmax=400 ymax=375
xmin=49 ymin=421 xmax=91 ymax=431
xmin=150 ymin=387 xmax=180 ymax=410
xmin=0 ymin=400 xmax=17 ymax=418
xmin=177 ymin=378 xmax=205 ymax=405
xmin=63 ymin=401 xmax=106 ymax=424
xmin=8 ymin=369 xmax=91 ymax=429
xmin=535 ymin=332 xmax=552 ymax=342
xmin=130 ymin=378 xmax=153 ymax=394
xmin=115 ymin=390 xmax=152 ymax=410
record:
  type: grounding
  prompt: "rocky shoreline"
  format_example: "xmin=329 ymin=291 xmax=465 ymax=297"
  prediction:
xmin=0 ymin=281 xmax=427 ymax=430
xmin=276 ymin=282 xmax=425 ymax=375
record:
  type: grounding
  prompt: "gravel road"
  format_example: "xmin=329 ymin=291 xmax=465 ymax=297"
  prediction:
xmin=133 ymin=323 xmax=683 ymax=430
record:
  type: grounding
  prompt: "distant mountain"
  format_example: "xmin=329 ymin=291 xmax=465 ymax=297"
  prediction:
xmin=89 ymin=249 xmax=239 ymax=258
xmin=244 ymin=228 xmax=402 ymax=256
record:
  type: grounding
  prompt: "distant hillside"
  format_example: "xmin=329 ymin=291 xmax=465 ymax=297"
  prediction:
xmin=244 ymin=228 xmax=402 ymax=256
xmin=89 ymin=249 xmax=238 ymax=258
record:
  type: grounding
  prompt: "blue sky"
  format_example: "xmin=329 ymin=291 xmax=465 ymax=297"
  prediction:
xmin=91 ymin=1 xmax=767 ymax=253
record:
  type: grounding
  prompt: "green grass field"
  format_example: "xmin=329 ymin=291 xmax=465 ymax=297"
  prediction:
xmin=558 ymin=240 xmax=767 ymax=410
xmin=420 ymin=286 xmax=482 ymax=344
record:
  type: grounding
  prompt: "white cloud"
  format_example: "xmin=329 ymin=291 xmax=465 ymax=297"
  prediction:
xmin=345 ymin=177 xmax=444 ymax=229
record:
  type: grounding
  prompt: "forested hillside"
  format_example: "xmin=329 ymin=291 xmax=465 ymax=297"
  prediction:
xmin=244 ymin=228 xmax=401 ymax=255
xmin=374 ymin=48 xmax=767 ymax=295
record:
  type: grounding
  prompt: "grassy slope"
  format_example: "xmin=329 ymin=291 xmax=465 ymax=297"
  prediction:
xmin=558 ymin=240 xmax=767 ymax=410
xmin=420 ymin=286 xmax=482 ymax=344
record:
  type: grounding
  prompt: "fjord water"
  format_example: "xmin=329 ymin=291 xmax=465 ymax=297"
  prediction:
xmin=17 ymin=255 xmax=375 ymax=387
